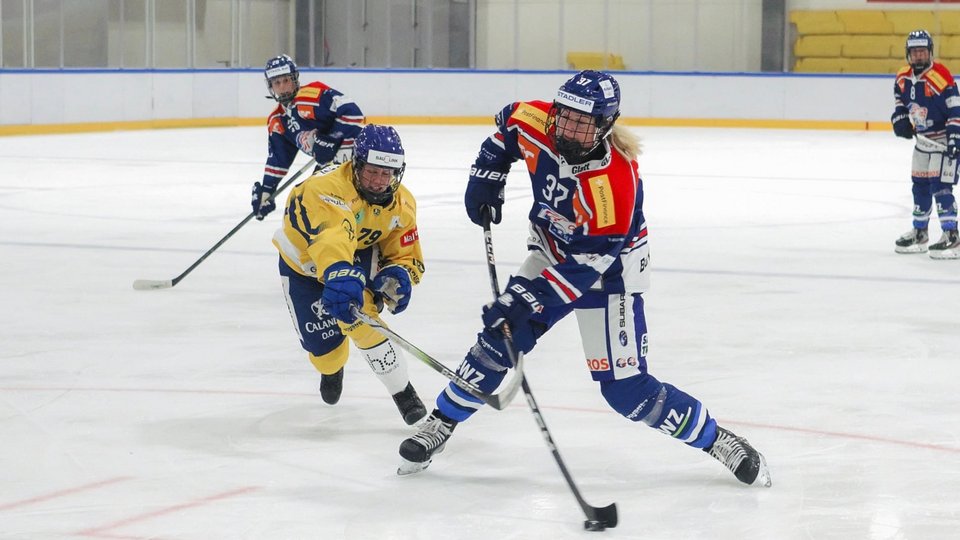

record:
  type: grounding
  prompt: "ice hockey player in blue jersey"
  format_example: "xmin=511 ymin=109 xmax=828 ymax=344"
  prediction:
xmin=396 ymin=70 xmax=772 ymax=488
xmin=891 ymin=30 xmax=960 ymax=259
xmin=251 ymin=54 xmax=365 ymax=220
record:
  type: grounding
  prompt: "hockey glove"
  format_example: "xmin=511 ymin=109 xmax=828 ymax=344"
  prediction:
xmin=947 ymin=133 xmax=960 ymax=159
xmin=372 ymin=265 xmax=412 ymax=314
xmin=321 ymin=262 xmax=366 ymax=324
xmin=465 ymin=165 xmax=507 ymax=226
xmin=478 ymin=276 xmax=544 ymax=366
xmin=891 ymin=112 xmax=915 ymax=140
xmin=251 ymin=181 xmax=277 ymax=220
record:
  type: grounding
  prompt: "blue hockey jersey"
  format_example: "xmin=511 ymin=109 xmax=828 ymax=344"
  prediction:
xmin=893 ymin=62 xmax=960 ymax=140
xmin=474 ymin=101 xmax=650 ymax=307
xmin=263 ymin=81 xmax=365 ymax=190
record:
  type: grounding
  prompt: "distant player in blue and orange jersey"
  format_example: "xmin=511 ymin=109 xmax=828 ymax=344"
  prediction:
xmin=397 ymin=70 xmax=772 ymax=488
xmin=251 ymin=54 xmax=365 ymax=221
xmin=891 ymin=30 xmax=960 ymax=259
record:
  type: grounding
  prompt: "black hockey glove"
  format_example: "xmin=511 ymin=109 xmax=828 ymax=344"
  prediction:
xmin=465 ymin=165 xmax=507 ymax=226
xmin=891 ymin=112 xmax=915 ymax=140
xmin=251 ymin=181 xmax=277 ymax=220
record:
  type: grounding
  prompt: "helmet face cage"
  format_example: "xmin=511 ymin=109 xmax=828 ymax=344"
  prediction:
xmin=264 ymin=54 xmax=300 ymax=105
xmin=905 ymin=30 xmax=933 ymax=73
xmin=547 ymin=70 xmax=621 ymax=162
xmin=352 ymin=125 xmax=406 ymax=205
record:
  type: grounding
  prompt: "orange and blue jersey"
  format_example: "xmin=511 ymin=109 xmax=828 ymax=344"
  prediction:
xmin=474 ymin=101 xmax=650 ymax=307
xmin=893 ymin=62 xmax=960 ymax=140
xmin=263 ymin=81 xmax=365 ymax=190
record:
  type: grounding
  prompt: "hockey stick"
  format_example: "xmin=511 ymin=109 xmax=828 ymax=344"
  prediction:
xmin=481 ymin=214 xmax=619 ymax=532
xmin=133 ymin=159 xmax=317 ymax=290
xmin=916 ymin=133 xmax=948 ymax=151
xmin=350 ymin=306 xmax=521 ymax=411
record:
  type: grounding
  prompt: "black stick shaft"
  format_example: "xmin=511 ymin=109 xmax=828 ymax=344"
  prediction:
xmin=480 ymin=215 xmax=617 ymax=527
xmin=168 ymin=159 xmax=316 ymax=287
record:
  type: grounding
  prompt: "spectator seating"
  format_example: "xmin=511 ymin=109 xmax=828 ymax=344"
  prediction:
xmin=791 ymin=10 xmax=960 ymax=74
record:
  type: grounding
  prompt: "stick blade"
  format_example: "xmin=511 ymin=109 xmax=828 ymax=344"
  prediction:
xmin=588 ymin=502 xmax=618 ymax=529
xmin=133 ymin=279 xmax=174 ymax=290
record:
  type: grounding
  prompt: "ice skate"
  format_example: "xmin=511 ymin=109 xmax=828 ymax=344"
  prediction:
xmin=397 ymin=410 xmax=457 ymax=475
xmin=894 ymin=227 xmax=929 ymax=254
xmin=319 ymin=368 xmax=344 ymax=405
xmin=928 ymin=229 xmax=960 ymax=259
xmin=392 ymin=383 xmax=427 ymax=425
xmin=705 ymin=426 xmax=772 ymax=487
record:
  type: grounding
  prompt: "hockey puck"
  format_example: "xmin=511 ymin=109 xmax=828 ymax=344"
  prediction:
xmin=584 ymin=520 xmax=607 ymax=532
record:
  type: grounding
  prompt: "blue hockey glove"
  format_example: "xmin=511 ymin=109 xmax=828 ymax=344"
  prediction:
xmin=295 ymin=129 xmax=342 ymax=165
xmin=891 ymin=112 xmax=915 ymax=140
xmin=312 ymin=134 xmax=342 ymax=165
xmin=251 ymin=181 xmax=277 ymax=220
xmin=465 ymin=165 xmax=507 ymax=226
xmin=947 ymin=133 xmax=960 ymax=159
xmin=321 ymin=262 xmax=366 ymax=323
xmin=372 ymin=265 xmax=412 ymax=314
xmin=478 ymin=276 xmax=544 ymax=366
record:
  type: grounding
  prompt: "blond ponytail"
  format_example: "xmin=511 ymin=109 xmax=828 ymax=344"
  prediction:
xmin=611 ymin=124 xmax=641 ymax=161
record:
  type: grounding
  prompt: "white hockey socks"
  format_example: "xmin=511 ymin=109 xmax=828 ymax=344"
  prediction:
xmin=359 ymin=339 xmax=410 ymax=395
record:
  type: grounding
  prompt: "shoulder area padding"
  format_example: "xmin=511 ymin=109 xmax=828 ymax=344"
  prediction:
xmin=926 ymin=63 xmax=956 ymax=91
xmin=507 ymin=100 xmax=552 ymax=134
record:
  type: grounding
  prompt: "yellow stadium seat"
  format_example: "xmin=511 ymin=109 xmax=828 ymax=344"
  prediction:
xmin=843 ymin=35 xmax=901 ymax=58
xmin=884 ymin=11 xmax=938 ymax=35
xmin=935 ymin=11 xmax=960 ymax=33
xmin=794 ymin=57 xmax=845 ymax=73
xmin=940 ymin=35 xmax=960 ymax=59
xmin=566 ymin=52 xmax=626 ymax=71
xmin=790 ymin=11 xmax=845 ymax=35
xmin=843 ymin=58 xmax=904 ymax=74
xmin=837 ymin=10 xmax=894 ymax=34
xmin=795 ymin=35 xmax=845 ymax=58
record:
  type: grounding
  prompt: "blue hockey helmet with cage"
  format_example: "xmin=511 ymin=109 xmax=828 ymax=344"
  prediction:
xmin=264 ymin=54 xmax=300 ymax=104
xmin=352 ymin=124 xmax=406 ymax=205
xmin=905 ymin=30 xmax=934 ymax=74
xmin=547 ymin=70 xmax=621 ymax=162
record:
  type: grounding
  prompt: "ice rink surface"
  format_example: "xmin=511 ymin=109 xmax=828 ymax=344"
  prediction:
xmin=1 ymin=125 xmax=958 ymax=539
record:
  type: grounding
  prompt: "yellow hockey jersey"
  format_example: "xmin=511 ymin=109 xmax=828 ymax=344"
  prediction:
xmin=273 ymin=162 xmax=424 ymax=285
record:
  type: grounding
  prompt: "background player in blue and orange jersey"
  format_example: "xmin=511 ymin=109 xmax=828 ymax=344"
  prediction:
xmin=397 ymin=70 xmax=772 ymax=488
xmin=252 ymin=54 xmax=365 ymax=221
xmin=272 ymin=124 xmax=427 ymax=426
xmin=891 ymin=30 xmax=960 ymax=259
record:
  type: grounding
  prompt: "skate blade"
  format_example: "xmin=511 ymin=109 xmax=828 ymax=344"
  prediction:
xmin=895 ymin=245 xmax=928 ymax=254
xmin=753 ymin=454 xmax=773 ymax=488
xmin=397 ymin=457 xmax=432 ymax=476
xmin=929 ymin=248 xmax=960 ymax=260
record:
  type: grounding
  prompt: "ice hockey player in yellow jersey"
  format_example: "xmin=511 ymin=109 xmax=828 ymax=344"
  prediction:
xmin=272 ymin=124 xmax=427 ymax=425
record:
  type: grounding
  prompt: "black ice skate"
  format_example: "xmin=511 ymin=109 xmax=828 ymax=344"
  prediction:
xmin=397 ymin=410 xmax=457 ymax=476
xmin=928 ymin=229 xmax=960 ymax=259
xmin=319 ymin=368 xmax=344 ymax=405
xmin=894 ymin=227 xmax=929 ymax=254
xmin=392 ymin=383 xmax=428 ymax=425
xmin=705 ymin=426 xmax=772 ymax=487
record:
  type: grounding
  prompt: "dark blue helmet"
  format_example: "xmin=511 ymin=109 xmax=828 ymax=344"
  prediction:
xmin=264 ymin=54 xmax=299 ymax=104
xmin=905 ymin=30 xmax=933 ymax=74
xmin=353 ymin=124 xmax=406 ymax=205
xmin=548 ymin=70 xmax=621 ymax=162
